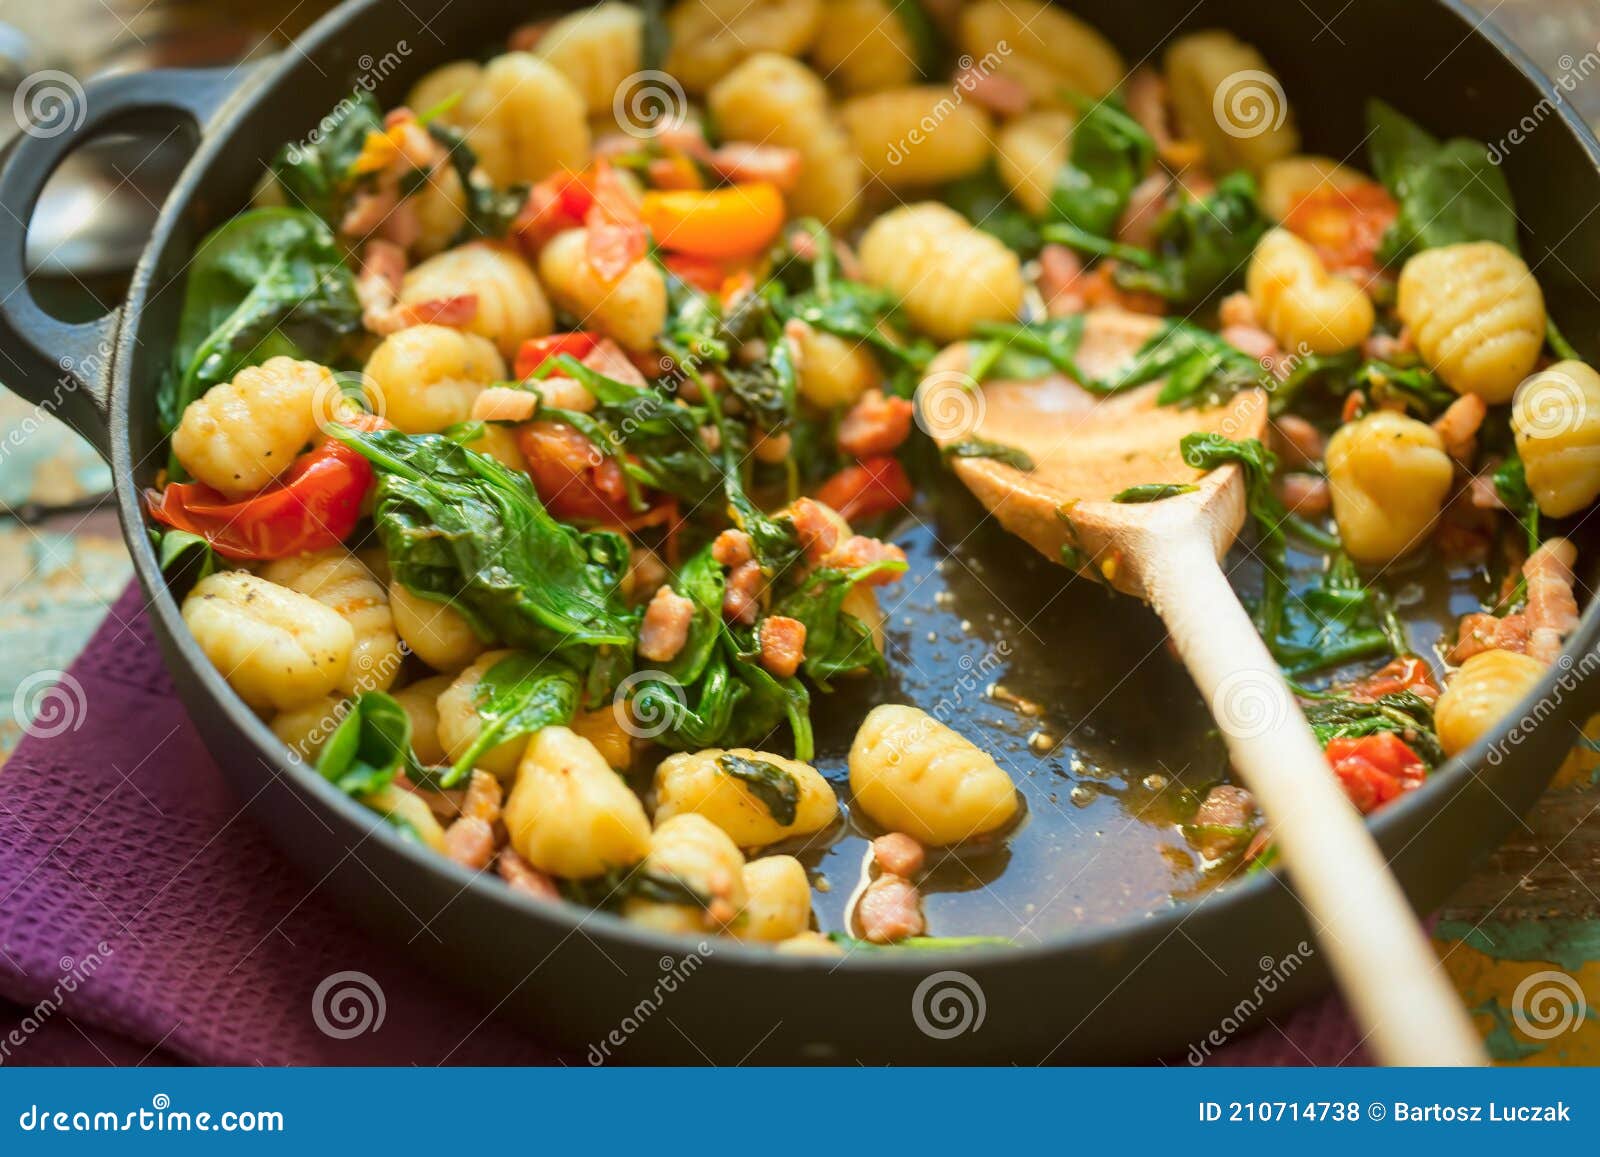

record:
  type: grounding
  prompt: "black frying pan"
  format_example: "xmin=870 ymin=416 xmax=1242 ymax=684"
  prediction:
xmin=1 ymin=0 xmax=1595 ymax=1063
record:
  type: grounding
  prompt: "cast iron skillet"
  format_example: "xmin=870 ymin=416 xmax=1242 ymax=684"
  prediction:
xmin=1 ymin=0 xmax=1597 ymax=1064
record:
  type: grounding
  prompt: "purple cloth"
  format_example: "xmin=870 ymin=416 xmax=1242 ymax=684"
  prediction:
xmin=0 ymin=585 xmax=1365 ymax=1066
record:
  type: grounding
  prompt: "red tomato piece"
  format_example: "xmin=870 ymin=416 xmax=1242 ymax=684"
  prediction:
xmin=1284 ymin=182 xmax=1398 ymax=278
xmin=1324 ymin=733 xmax=1427 ymax=815
xmin=515 ymin=332 xmax=601 ymax=380
xmin=813 ymin=456 xmax=913 ymax=523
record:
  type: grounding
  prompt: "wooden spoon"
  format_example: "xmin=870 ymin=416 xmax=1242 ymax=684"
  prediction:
xmin=921 ymin=310 xmax=1485 ymax=1066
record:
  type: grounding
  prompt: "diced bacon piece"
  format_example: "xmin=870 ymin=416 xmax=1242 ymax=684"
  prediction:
xmin=722 ymin=560 xmax=764 ymax=624
xmin=445 ymin=817 xmax=496 ymax=870
xmin=582 ymin=337 xmax=648 ymax=387
xmin=1221 ymin=323 xmax=1281 ymax=367
xmin=378 ymin=198 xmax=421 ymax=249
xmin=711 ymin=528 xmax=753 ymax=568
xmin=356 ymin=239 xmax=408 ymax=331
xmin=789 ymin=497 xmax=844 ymax=561
xmin=471 ymin=386 xmax=540 ymax=424
xmin=871 ymin=832 xmax=925 ymax=878
xmin=498 ymin=848 xmax=560 ymax=900
xmin=758 ymin=615 xmax=807 ymax=679
xmin=1188 ymin=785 xmax=1256 ymax=861
xmin=626 ymin=547 xmax=669 ymax=605
xmin=341 ymin=185 xmax=399 ymax=239
xmin=1449 ymin=612 xmax=1528 ymax=664
xmin=1117 ymin=173 xmax=1170 ymax=248
xmin=507 ymin=19 xmax=553 ymax=51
xmin=1362 ymin=328 xmax=1414 ymax=362
xmin=1432 ymin=394 xmax=1487 ymax=466
xmin=638 ymin=584 xmax=696 ymax=663
xmin=954 ymin=65 xmax=1031 ymax=116
xmin=1271 ymin=414 xmax=1325 ymax=469
xmin=1218 ymin=291 xmax=1258 ymax=329
xmin=708 ymin=143 xmax=803 ymax=193
xmin=856 ymin=874 xmax=925 ymax=944
xmin=837 ymin=389 xmax=915 ymax=459
xmin=1278 ymin=472 xmax=1330 ymax=516
xmin=1347 ymin=655 xmax=1440 ymax=704
xmin=822 ymin=535 xmax=907 ymax=585
xmin=387 ymin=294 xmax=480 ymax=333
xmin=1038 ymin=243 xmax=1088 ymax=316
xmin=1468 ymin=469 xmax=1508 ymax=511
xmin=1525 ymin=538 xmax=1580 ymax=664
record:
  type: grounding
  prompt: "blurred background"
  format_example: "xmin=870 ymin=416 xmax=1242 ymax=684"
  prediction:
xmin=0 ymin=0 xmax=1598 ymax=1059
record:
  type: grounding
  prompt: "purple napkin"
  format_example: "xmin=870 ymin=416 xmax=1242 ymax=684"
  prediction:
xmin=0 ymin=585 xmax=1365 ymax=1066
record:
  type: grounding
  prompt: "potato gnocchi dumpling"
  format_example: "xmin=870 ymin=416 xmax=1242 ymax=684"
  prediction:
xmin=1325 ymin=411 xmax=1454 ymax=565
xmin=1397 ymin=242 xmax=1546 ymax=403
xmin=361 ymin=783 xmax=449 ymax=852
xmin=1258 ymin=155 xmax=1372 ymax=221
xmin=399 ymin=243 xmax=553 ymax=359
xmin=809 ymin=0 xmax=919 ymax=95
xmin=958 ymin=0 xmax=1125 ymax=106
xmin=666 ymin=0 xmax=822 ymax=93
xmin=736 ymin=855 xmax=813 ymax=942
xmin=1165 ymin=30 xmax=1300 ymax=174
xmin=363 ymin=325 xmax=506 ymax=434
xmin=172 ymin=357 xmax=334 ymax=498
xmin=996 ymin=111 xmax=1074 ymax=218
xmin=388 ymin=674 xmax=453 ymax=767
xmin=182 ymin=572 xmax=355 ymax=713
xmin=388 ymin=583 xmax=487 ymax=674
xmin=269 ymin=694 xmax=347 ymax=765
xmin=533 ymin=2 xmax=645 ymax=113
xmin=622 ymin=813 xmax=749 ymax=934
xmin=537 ymin=228 xmax=668 ymax=353
xmin=840 ymin=86 xmax=994 ymax=189
xmin=1513 ymin=361 xmax=1600 ymax=518
xmin=416 ymin=53 xmax=590 ymax=186
xmin=1435 ymin=650 xmax=1547 ymax=758
xmin=1246 ymin=228 xmax=1374 ymax=355
xmin=654 ymin=748 xmax=839 ymax=848
xmin=791 ymin=324 xmax=882 ymax=409
xmin=708 ymin=54 xmax=863 ymax=226
xmin=504 ymin=726 xmax=653 ymax=880
xmin=261 ymin=551 xmax=402 ymax=696
xmin=436 ymin=650 xmax=538 ymax=780
xmin=858 ymin=203 xmax=1024 ymax=342
xmin=849 ymin=704 xmax=1020 ymax=846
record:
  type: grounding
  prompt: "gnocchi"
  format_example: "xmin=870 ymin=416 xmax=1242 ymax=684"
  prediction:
xmin=622 ymin=813 xmax=748 ymax=933
xmin=437 ymin=650 xmax=537 ymax=779
xmin=1246 ymin=228 xmax=1375 ymax=355
xmin=415 ymin=53 xmax=590 ymax=186
xmin=666 ymin=0 xmax=822 ymax=93
xmin=388 ymin=582 xmax=487 ymax=673
xmin=1513 ymin=361 xmax=1600 ymax=517
xmin=1397 ymin=242 xmax=1546 ymax=403
xmin=362 ymin=324 xmax=506 ymax=434
xmin=503 ymin=726 xmax=652 ymax=879
xmin=791 ymin=323 xmax=882 ymax=409
xmin=840 ymin=86 xmax=994 ymax=189
xmin=399 ymin=243 xmax=553 ymax=359
xmin=849 ymin=704 xmax=1020 ymax=846
xmin=269 ymin=694 xmax=347 ymax=765
xmin=653 ymin=748 xmax=839 ymax=848
xmin=1325 ymin=411 xmax=1454 ymax=564
xmin=182 ymin=572 xmax=354 ymax=712
xmin=958 ymin=0 xmax=1124 ymax=107
xmin=708 ymin=54 xmax=863 ymax=226
xmin=736 ymin=855 xmax=813 ymax=942
xmin=1259 ymin=155 xmax=1371 ymax=221
xmin=996 ymin=111 xmax=1074 ymax=218
xmin=533 ymin=2 xmax=645 ymax=113
xmin=389 ymin=674 xmax=452 ymax=767
xmin=1165 ymin=31 xmax=1300 ymax=174
xmin=537 ymin=228 xmax=668 ymax=353
xmin=261 ymin=550 xmax=401 ymax=696
xmin=171 ymin=357 xmax=334 ymax=498
xmin=857 ymin=203 xmax=1024 ymax=342
xmin=809 ymin=0 xmax=919 ymax=95
xmin=1435 ymin=650 xmax=1546 ymax=758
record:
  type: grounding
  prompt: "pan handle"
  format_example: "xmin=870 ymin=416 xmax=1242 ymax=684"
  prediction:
xmin=0 ymin=66 xmax=259 ymax=459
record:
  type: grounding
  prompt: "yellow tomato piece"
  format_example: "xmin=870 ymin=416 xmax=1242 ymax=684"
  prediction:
xmin=640 ymin=183 xmax=786 ymax=259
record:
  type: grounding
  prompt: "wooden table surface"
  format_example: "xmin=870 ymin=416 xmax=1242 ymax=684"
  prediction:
xmin=2 ymin=0 xmax=1598 ymax=1064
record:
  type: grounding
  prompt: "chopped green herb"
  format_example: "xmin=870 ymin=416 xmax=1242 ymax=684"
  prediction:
xmin=943 ymin=439 xmax=1036 ymax=471
xmin=716 ymin=753 xmax=801 ymax=826
xmin=1112 ymin=483 xmax=1199 ymax=503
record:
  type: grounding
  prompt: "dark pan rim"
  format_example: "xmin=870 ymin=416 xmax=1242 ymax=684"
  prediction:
xmin=104 ymin=0 xmax=1600 ymax=976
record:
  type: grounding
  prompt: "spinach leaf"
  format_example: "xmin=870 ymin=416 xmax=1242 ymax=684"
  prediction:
xmin=716 ymin=753 xmax=801 ymax=825
xmin=771 ymin=561 xmax=903 ymax=687
xmin=154 ymin=528 xmax=218 ymax=583
xmin=1048 ymin=96 xmax=1155 ymax=239
xmin=640 ymin=0 xmax=671 ymax=73
xmin=1115 ymin=172 xmax=1269 ymax=306
xmin=1366 ymin=99 xmax=1519 ymax=264
xmin=330 ymin=427 xmax=636 ymax=658
xmin=942 ymin=439 xmax=1036 ymax=471
xmin=1495 ymin=454 xmax=1540 ymax=554
xmin=973 ymin=316 xmax=1087 ymax=382
xmin=158 ymin=208 xmax=361 ymax=435
xmin=448 ymin=653 xmax=580 ymax=784
xmin=942 ymin=167 xmax=1043 ymax=255
xmin=267 ymin=91 xmax=384 ymax=227
xmin=426 ymin=122 xmax=528 ymax=240
xmin=316 ymin=691 xmax=412 ymax=797
xmin=1302 ymin=690 xmax=1444 ymax=768
xmin=1276 ymin=552 xmax=1402 ymax=677
xmin=1113 ymin=483 xmax=1199 ymax=503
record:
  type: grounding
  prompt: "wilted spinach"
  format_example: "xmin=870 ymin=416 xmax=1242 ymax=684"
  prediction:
xmin=426 ymin=122 xmax=529 ymax=240
xmin=716 ymin=753 xmax=801 ymax=825
xmin=448 ymin=653 xmax=581 ymax=785
xmin=942 ymin=439 xmax=1036 ymax=471
xmin=1114 ymin=172 xmax=1269 ymax=305
xmin=1048 ymin=96 xmax=1156 ymax=239
xmin=1302 ymin=690 xmax=1444 ymax=768
xmin=943 ymin=167 xmax=1043 ymax=255
xmin=316 ymin=691 xmax=413 ymax=797
xmin=1113 ymin=483 xmax=1199 ymax=503
xmin=267 ymin=91 xmax=383 ymax=227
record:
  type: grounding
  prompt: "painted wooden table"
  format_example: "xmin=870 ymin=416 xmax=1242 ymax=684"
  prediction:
xmin=2 ymin=0 xmax=1599 ymax=1065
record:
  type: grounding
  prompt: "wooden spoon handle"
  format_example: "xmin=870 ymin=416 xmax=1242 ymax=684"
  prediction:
xmin=1145 ymin=531 xmax=1486 ymax=1066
